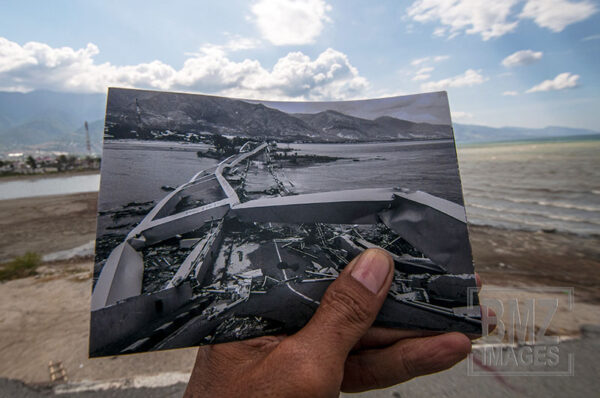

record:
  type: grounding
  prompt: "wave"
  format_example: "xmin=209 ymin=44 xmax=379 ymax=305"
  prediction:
xmin=467 ymin=213 xmax=556 ymax=230
xmin=466 ymin=216 xmax=600 ymax=237
xmin=464 ymin=183 xmax=597 ymax=196
xmin=464 ymin=192 xmax=600 ymax=212
xmin=466 ymin=203 xmax=600 ymax=225
xmin=465 ymin=211 xmax=598 ymax=235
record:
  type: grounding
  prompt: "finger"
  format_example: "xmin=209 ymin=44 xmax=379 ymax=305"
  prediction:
xmin=353 ymin=327 xmax=439 ymax=350
xmin=291 ymin=249 xmax=394 ymax=367
xmin=342 ymin=332 xmax=471 ymax=393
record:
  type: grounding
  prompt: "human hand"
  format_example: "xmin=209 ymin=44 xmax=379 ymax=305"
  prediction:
xmin=184 ymin=249 xmax=472 ymax=397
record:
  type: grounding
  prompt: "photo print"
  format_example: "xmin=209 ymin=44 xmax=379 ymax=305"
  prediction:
xmin=90 ymin=88 xmax=481 ymax=357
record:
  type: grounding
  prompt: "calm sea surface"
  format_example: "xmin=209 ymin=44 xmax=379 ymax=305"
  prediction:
xmin=1 ymin=139 xmax=598 ymax=236
xmin=0 ymin=174 xmax=100 ymax=200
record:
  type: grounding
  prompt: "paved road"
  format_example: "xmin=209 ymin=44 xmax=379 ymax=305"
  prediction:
xmin=3 ymin=327 xmax=598 ymax=398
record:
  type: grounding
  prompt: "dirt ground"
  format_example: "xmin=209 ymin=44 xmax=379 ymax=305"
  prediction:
xmin=0 ymin=261 xmax=597 ymax=384
xmin=0 ymin=192 xmax=98 ymax=262
xmin=470 ymin=224 xmax=600 ymax=304
xmin=0 ymin=260 xmax=197 ymax=385
xmin=0 ymin=192 xmax=598 ymax=384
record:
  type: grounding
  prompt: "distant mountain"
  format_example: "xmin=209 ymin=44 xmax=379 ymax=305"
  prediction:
xmin=0 ymin=91 xmax=105 ymax=153
xmin=0 ymin=90 xmax=598 ymax=153
xmin=453 ymin=123 xmax=600 ymax=144
xmin=293 ymin=111 xmax=450 ymax=140
xmin=0 ymin=91 xmax=105 ymax=127
xmin=105 ymin=88 xmax=452 ymax=143
xmin=105 ymin=88 xmax=315 ymax=141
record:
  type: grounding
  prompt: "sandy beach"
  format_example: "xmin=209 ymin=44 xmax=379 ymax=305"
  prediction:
xmin=0 ymin=192 xmax=98 ymax=262
xmin=0 ymin=191 xmax=598 ymax=384
xmin=0 ymin=169 xmax=99 ymax=183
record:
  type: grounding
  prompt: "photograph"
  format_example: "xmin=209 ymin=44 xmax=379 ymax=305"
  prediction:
xmin=3 ymin=1 xmax=600 ymax=394
xmin=89 ymin=88 xmax=481 ymax=357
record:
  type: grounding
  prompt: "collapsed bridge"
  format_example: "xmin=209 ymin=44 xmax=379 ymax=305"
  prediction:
xmin=90 ymin=141 xmax=479 ymax=355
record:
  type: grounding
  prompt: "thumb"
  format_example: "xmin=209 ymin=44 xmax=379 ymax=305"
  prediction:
xmin=292 ymin=249 xmax=394 ymax=366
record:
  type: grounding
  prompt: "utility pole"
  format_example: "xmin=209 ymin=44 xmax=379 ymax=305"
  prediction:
xmin=84 ymin=121 xmax=91 ymax=155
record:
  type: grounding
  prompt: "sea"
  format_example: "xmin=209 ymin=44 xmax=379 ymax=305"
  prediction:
xmin=1 ymin=138 xmax=598 ymax=237
xmin=457 ymin=139 xmax=600 ymax=236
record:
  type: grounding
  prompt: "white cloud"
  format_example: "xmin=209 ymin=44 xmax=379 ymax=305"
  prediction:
xmin=409 ymin=55 xmax=448 ymax=81
xmin=412 ymin=74 xmax=431 ymax=82
xmin=502 ymin=90 xmax=519 ymax=96
xmin=407 ymin=0 xmax=597 ymax=40
xmin=250 ymin=0 xmax=332 ymax=45
xmin=222 ymin=36 xmax=262 ymax=52
xmin=520 ymin=0 xmax=597 ymax=32
xmin=582 ymin=34 xmax=600 ymax=41
xmin=421 ymin=69 xmax=487 ymax=91
xmin=501 ymin=49 xmax=543 ymax=67
xmin=406 ymin=0 xmax=521 ymax=40
xmin=411 ymin=57 xmax=430 ymax=67
xmin=451 ymin=111 xmax=473 ymax=119
xmin=412 ymin=66 xmax=434 ymax=81
xmin=410 ymin=55 xmax=449 ymax=66
xmin=417 ymin=67 xmax=435 ymax=74
xmin=526 ymin=72 xmax=580 ymax=93
xmin=0 ymin=37 xmax=368 ymax=100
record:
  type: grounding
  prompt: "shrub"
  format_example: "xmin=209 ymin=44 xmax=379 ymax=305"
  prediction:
xmin=0 ymin=252 xmax=42 ymax=281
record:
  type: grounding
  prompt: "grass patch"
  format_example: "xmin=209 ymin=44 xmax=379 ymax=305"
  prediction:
xmin=0 ymin=252 xmax=42 ymax=281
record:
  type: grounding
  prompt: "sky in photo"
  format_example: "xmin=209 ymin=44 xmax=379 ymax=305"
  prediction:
xmin=0 ymin=0 xmax=599 ymax=129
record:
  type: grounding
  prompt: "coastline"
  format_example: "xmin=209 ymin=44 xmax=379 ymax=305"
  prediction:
xmin=0 ymin=169 xmax=99 ymax=182
xmin=455 ymin=134 xmax=600 ymax=149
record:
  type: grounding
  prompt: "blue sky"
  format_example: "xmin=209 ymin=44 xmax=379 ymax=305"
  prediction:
xmin=1 ymin=0 xmax=599 ymax=129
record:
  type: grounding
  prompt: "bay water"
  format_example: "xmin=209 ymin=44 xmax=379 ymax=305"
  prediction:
xmin=1 ymin=138 xmax=598 ymax=236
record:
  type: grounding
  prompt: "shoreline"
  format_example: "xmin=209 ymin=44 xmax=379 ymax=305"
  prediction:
xmin=0 ymin=169 xmax=99 ymax=182
xmin=456 ymin=134 xmax=600 ymax=148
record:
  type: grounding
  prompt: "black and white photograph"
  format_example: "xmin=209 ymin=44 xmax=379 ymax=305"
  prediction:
xmin=90 ymin=88 xmax=481 ymax=357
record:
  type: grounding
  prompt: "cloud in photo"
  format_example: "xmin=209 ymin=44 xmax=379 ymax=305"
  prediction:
xmin=0 ymin=37 xmax=368 ymax=101
xmin=502 ymin=90 xmax=519 ymax=96
xmin=407 ymin=0 xmax=597 ymax=40
xmin=250 ymin=0 xmax=332 ymax=45
xmin=501 ymin=49 xmax=543 ymax=67
xmin=520 ymin=0 xmax=597 ymax=32
xmin=526 ymin=72 xmax=580 ymax=93
xmin=421 ymin=69 xmax=487 ymax=91
xmin=413 ymin=66 xmax=434 ymax=81
xmin=410 ymin=55 xmax=449 ymax=66
xmin=582 ymin=33 xmax=600 ymax=41
xmin=406 ymin=0 xmax=521 ymax=40
xmin=451 ymin=110 xmax=473 ymax=119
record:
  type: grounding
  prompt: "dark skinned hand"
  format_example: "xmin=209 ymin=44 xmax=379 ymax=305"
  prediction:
xmin=184 ymin=248 xmax=473 ymax=397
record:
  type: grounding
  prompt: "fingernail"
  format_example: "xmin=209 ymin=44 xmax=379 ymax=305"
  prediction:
xmin=351 ymin=250 xmax=391 ymax=293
